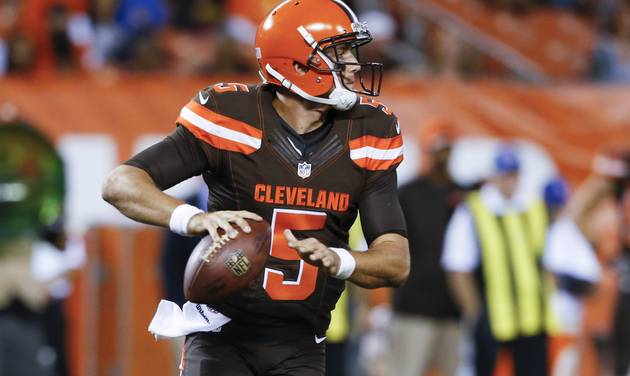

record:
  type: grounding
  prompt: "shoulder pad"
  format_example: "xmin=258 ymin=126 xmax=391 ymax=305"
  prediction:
xmin=207 ymin=82 xmax=257 ymax=99
xmin=348 ymin=96 xmax=399 ymax=138
xmin=206 ymin=83 xmax=260 ymax=125
xmin=355 ymin=96 xmax=395 ymax=116
xmin=175 ymin=83 xmax=262 ymax=155
xmin=348 ymin=97 xmax=403 ymax=171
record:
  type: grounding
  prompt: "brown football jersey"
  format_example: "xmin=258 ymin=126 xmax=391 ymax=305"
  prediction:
xmin=127 ymin=83 xmax=406 ymax=335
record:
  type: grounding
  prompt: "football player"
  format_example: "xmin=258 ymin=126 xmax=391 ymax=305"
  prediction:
xmin=102 ymin=0 xmax=410 ymax=375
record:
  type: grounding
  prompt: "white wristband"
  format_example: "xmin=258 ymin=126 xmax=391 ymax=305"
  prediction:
xmin=329 ymin=247 xmax=356 ymax=280
xmin=592 ymin=155 xmax=628 ymax=178
xmin=169 ymin=204 xmax=204 ymax=236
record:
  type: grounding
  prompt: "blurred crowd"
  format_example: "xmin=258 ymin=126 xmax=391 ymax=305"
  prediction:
xmin=2 ymin=0 xmax=630 ymax=80
xmin=480 ymin=0 xmax=598 ymax=13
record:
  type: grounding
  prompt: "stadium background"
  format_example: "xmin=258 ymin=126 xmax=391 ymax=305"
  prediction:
xmin=1 ymin=0 xmax=630 ymax=375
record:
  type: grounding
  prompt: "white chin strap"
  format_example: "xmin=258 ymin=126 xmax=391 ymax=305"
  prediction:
xmin=265 ymin=64 xmax=357 ymax=111
xmin=262 ymin=25 xmax=358 ymax=111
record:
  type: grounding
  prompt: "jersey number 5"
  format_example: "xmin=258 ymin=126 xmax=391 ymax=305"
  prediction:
xmin=263 ymin=209 xmax=326 ymax=301
xmin=212 ymin=83 xmax=249 ymax=93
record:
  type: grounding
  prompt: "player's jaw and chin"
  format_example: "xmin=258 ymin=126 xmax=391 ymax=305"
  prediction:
xmin=292 ymin=62 xmax=360 ymax=112
xmin=295 ymin=75 xmax=360 ymax=116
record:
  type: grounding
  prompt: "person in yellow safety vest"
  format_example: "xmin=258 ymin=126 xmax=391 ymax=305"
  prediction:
xmin=442 ymin=144 xmax=556 ymax=376
xmin=326 ymin=289 xmax=351 ymax=376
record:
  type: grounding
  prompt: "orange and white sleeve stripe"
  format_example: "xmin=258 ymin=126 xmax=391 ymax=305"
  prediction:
xmin=176 ymin=101 xmax=262 ymax=155
xmin=349 ymin=134 xmax=404 ymax=170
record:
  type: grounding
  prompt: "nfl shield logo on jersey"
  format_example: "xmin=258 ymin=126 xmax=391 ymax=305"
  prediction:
xmin=297 ymin=162 xmax=312 ymax=179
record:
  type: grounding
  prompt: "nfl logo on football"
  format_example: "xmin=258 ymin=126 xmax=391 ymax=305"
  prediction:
xmin=225 ymin=250 xmax=251 ymax=277
xmin=297 ymin=162 xmax=311 ymax=179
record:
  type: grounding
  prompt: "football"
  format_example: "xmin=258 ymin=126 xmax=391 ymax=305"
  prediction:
xmin=183 ymin=219 xmax=271 ymax=304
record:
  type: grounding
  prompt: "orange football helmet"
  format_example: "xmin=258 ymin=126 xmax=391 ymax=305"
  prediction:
xmin=255 ymin=0 xmax=383 ymax=111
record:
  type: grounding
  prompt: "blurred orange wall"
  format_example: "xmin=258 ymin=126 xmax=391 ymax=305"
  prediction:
xmin=3 ymin=74 xmax=628 ymax=182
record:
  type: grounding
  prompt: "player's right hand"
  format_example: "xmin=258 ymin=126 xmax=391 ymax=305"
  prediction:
xmin=187 ymin=210 xmax=263 ymax=240
xmin=592 ymin=148 xmax=630 ymax=181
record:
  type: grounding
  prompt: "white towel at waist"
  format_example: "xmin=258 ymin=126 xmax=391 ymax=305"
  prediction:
xmin=148 ymin=300 xmax=232 ymax=339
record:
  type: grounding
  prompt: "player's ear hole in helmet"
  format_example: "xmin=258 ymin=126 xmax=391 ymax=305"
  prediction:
xmin=255 ymin=0 xmax=383 ymax=111
xmin=293 ymin=62 xmax=310 ymax=76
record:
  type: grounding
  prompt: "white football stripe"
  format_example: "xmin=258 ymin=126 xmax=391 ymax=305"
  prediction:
xmin=350 ymin=145 xmax=403 ymax=161
xmin=180 ymin=107 xmax=261 ymax=150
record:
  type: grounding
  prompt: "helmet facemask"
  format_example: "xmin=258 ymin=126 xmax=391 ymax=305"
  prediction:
xmin=306 ymin=22 xmax=383 ymax=97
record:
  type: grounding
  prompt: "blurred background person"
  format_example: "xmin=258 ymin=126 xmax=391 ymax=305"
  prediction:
xmin=542 ymin=176 xmax=602 ymax=376
xmin=442 ymin=145 xmax=554 ymax=376
xmin=591 ymin=1 xmax=630 ymax=82
xmin=160 ymin=0 xmax=225 ymax=75
xmin=84 ymin=0 xmax=123 ymax=70
xmin=4 ymin=31 xmax=36 ymax=74
xmin=211 ymin=0 xmax=276 ymax=72
xmin=30 ymin=217 xmax=86 ymax=376
xmin=616 ymin=186 xmax=630 ymax=376
xmin=13 ymin=0 xmax=93 ymax=75
xmin=325 ymin=288 xmax=352 ymax=376
xmin=111 ymin=0 xmax=168 ymax=70
xmin=46 ymin=4 xmax=77 ymax=71
xmin=387 ymin=118 xmax=465 ymax=376
xmin=356 ymin=289 xmax=391 ymax=376
xmin=0 ymin=110 xmax=66 ymax=376
xmin=586 ymin=148 xmax=630 ymax=376
xmin=325 ymin=218 xmax=367 ymax=376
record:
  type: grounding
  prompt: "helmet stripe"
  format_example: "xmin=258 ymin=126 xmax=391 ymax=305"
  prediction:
xmin=268 ymin=0 xmax=292 ymax=16
xmin=332 ymin=0 xmax=358 ymax=22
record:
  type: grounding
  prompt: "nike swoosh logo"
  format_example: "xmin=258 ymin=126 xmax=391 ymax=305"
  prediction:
xmin=314 ymin=335 xmax=326 ymax=344
xmin=198 ymin=92 xmax=209 ymax=105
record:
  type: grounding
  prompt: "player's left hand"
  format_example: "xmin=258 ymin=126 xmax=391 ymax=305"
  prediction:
xmin=284 ymin=230 xmax=340 ymax=275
